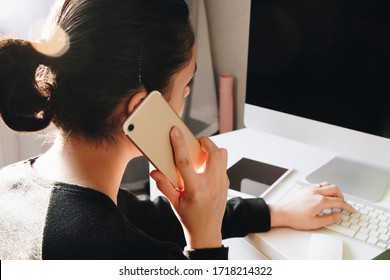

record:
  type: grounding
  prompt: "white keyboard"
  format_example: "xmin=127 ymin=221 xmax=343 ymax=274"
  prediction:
xmin=281 ymin=181 xmax=390 ymax=250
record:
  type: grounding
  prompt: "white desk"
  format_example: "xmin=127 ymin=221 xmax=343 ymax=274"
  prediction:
xmin=150 ymin=128 xmax=390 ymax=260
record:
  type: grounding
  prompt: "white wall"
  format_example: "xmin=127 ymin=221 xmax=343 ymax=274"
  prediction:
xmin=0 ymin=0 xmax=54 ymax=38
xmin=204 ymin=0 xmax=251 ymax=129
xmin=0 ymin=123 xmax=50 ymax=167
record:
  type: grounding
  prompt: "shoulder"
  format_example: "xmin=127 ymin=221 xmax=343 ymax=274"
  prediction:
xmin=0 ymin=159 xmax=32 ymax=186
xmin=0 ymin=157 xmax=55 ymax=192
xmin=0 ymin=159 xmax=55 ymax=260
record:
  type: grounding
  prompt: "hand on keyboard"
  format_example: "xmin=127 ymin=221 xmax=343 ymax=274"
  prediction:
xmin=268 ymin=182 xmax=356 ymax=230
xmin=275 ymin=181 xmax=390 ymax=249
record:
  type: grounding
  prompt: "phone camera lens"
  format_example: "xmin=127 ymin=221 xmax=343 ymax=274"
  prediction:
xmin=128 ymin=124 xmax=134 ymax=131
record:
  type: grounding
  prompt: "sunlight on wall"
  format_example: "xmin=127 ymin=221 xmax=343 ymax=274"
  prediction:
xmin=0 ymin=0 xmax=54 ymax=39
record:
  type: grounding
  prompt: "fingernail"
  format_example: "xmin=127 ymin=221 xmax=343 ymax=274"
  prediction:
xmin=172 ymin=127 xmax=181 ymax=138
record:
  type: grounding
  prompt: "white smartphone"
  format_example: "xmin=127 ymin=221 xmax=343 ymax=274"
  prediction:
xmin=122 ymin=91 xmax=206 ymax=190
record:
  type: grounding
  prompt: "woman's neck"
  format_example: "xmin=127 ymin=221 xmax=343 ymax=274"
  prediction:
xmin=33 ymin=133 xmax=136 ymax=204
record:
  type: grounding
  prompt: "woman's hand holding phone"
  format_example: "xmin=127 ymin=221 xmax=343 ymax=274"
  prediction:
xmin=150 ymin=127 xmax=229 ymax=250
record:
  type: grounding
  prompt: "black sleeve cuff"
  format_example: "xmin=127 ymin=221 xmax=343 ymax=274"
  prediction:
xmin=222 ymin=197 xmax=271 ymax=239
xmin=184 ymin=246 xmax=229 ymax=260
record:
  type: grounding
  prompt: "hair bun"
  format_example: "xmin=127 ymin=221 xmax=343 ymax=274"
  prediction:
xmin=0 ymin=107 xmax=52 ymax=132
xmin=0 ymin=38 xmax=54 ymax=132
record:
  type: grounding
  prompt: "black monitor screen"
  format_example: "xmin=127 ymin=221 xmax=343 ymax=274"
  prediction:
xmin=246 ymin=0 xmax=390 ymax=138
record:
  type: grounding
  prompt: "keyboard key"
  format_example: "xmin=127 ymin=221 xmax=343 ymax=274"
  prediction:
xmin=370 ymin=218 xmax=380 ymax=225
xmin=349 ymin=218 xmax=359 ymax=224
xmin=322 ymin=208 xmax=332 ymax=215
xmin=350 ymin=212 xmax=361 ymax=219
xmin=341 ymin=215 xmax=350 ymax=222
xmin=341 ymin=221 xmax=351 ymax=228
xmin=360 ymin=215 xmax=370 ymax=222
xmin=325 ymin=224 xmax=356 ymax=237
xmin=369 ymin=231 xmax=380 ymax=238
xmin=368 ymin=224 xmax=378 ymax=231
xmin=379 ymin=221 xmax=389 ymax=228
xmin=350 ymin=224 xmax=360 ymax=231
xmin=355 ymin=232 xmax=368 ymax=241
xmin=367 ymin=237 xmax=378 ymax=245
xmin=378 ymin=215 xmax=388 ymax=222
xmin=368 ymin=212 xmax=378 ymax=218
xmin=358 ymin=221 xmax=369 ymax=228
xmin=379 ymin=233 xmax=389 ymax=241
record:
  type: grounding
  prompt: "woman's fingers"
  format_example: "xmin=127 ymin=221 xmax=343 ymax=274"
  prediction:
xmin=165 ymin=128 xmax=229 ymax=249
xmin=313 ymin=212 xmax=342 ymax=228
xmin=314 ymin=184 xmax=344 ymax=199
xmin=311 ymin=183 xmax=355 ymax=213
xmin=199 ymin=136 xmax=228 ymax=176
xmin=150 ymin=169 xmax=179 ymax=203
xmin=169 ymin=127 xmax=197 ymax=191
xmin=320 ymin=196 xmax=356 ymax=214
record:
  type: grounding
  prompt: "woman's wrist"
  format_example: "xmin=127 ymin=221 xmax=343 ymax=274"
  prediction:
xmin=269 ymin=204 xmax=290 ymax=228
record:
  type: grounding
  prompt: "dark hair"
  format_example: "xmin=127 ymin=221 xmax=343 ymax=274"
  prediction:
xmin=0 ymin=0 xmax=194 ymax=142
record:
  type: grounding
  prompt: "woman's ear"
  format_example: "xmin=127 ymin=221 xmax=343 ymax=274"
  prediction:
xmin=118 ymin=90 xmax=147 ymax=127
xmin=127 ymin=90 xmax=148 ymax=114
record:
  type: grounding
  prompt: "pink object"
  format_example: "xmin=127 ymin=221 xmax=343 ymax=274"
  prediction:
xmin=219 ymin=74 xmax=234 ymax=133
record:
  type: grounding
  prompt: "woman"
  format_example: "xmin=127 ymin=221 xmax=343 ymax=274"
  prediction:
xmin=0 ymin=0 xmax=354 ymax=260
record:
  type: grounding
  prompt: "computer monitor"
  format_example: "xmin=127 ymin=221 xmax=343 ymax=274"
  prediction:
xmin=245 ymin=0 xmax=390 ymax=202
